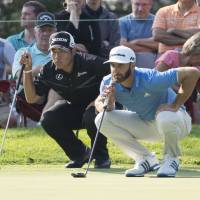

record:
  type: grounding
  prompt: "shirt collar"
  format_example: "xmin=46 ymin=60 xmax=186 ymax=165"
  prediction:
xmin=174 ymin=2 xmax=199 ymax=16
xmin=33 ymin=43 xmax=50 ymax=55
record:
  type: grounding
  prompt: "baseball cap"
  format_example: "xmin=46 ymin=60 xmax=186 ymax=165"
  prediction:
xmin=104 ymin=46 xmax=136 ymax=64
xmin=35 ymin=12 xmax=57 ymax=28
xmin=49 ymin=31 xmax=75 ymax=52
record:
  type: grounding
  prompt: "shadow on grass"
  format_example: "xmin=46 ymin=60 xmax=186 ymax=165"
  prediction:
xmin=87 ymin=167 xmax=200 ymax=178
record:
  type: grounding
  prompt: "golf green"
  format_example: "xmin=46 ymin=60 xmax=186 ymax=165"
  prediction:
xmin=0 ymin=166 xmax=200 ymax=200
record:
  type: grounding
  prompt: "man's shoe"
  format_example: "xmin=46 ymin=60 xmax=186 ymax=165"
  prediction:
xmin=65 ymin=148 xmax=90 ymax=168
xmin=125 ymin=154 xmax=160 ymax=177
xmin=94 ymin=158 xmax=111 ymax=169
xmin=157 ymin=155 xmax=179 ymax=177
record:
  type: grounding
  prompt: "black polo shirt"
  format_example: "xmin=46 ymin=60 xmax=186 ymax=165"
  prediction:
xmin=34 ymin=53 xmax=110 ymax=107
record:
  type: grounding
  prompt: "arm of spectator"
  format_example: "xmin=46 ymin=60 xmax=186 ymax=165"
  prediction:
xmin=67 ymin=0 xmax=81 ymax=29
xmin=152 ymin=27 xmax=186 ymax=45
xmin=120 ymin=37 xmax=158 ymax=52
xmin=20 ymin=52 xmax=45 ymax=104
xmin=167 ymin=28 xmax=200 ymax=39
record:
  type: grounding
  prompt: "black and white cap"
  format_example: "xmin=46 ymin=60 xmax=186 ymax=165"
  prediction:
xmin=49 ymin=31 xmax=75 ymax=51
xmin=104 ymin=46 xmax=136 ymax=64
xmin=35 ymin=12 xmax=57 ymax=28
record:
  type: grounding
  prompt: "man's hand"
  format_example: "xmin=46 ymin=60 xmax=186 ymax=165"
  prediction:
xmin=20 ymin=51 xmax=32 ymax=71
xmin=156 ymin=104 xmax=179 ymax=116
xmin=85 ymin=101 xmax=95 ymax=110
xmin=67 ymin=1 xmax=81 ymax=29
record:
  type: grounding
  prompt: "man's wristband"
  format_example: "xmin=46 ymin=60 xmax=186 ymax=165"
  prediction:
xmin=23 ymin=70 xmax=32 ymax=74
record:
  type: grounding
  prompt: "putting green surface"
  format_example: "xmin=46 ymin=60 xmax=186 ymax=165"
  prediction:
xmin=0 ymin=165 xmax=200 ymax=200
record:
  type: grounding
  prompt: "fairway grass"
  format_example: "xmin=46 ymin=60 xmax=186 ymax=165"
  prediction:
xmin=0 ymin=165 xmax=200 ymax=200
xmin=0 ymin=125 xmax=200 ymax=167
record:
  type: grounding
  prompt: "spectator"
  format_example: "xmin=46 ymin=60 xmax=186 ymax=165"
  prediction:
xmin=152 ymin=0 xmax=200 ymax=54
xmin=95 ymin=45 xmax=199 ymax=177
xmin=0 ymin=38 xmax=16 ymax=128
xmin=82 ymin=0 xmax=120 ymax=58
xmin=119 ymin=0 xmax=158 ymax=68
xmin=56 ymin=0 xmax=102 ymax=55
xmin=0 ymin=38 xmax=16 ymax=79
xmin=20 ymin=31 xmax=111 ymax=169
xmin=56 ymin=0 xmax=120 ymax=57
xmin=12 ymin=12 xmax=57 ymax=79
xmin=7 ymin=1 xmax=46 ymax=51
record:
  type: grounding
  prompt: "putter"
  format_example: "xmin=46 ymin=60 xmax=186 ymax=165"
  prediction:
xmin=0 ymin=64 xmax=25 ymax=155
xmin=71 ymin=103 xmax=108 ymax=178
xmin=71 ymin=80 xmax=115 ymax=178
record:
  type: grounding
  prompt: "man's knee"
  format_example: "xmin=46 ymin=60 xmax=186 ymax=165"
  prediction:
xmin=40 ymin=110 xmax=55 ymax=130
xmin=82 ymin=106 xmax=96 ymax=129
xmin=156 ymin=111 xmax=178 ymax=128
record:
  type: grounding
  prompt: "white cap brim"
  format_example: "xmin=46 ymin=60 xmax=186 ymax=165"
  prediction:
xmin=103 ymin=58 xmax=132 ymax=64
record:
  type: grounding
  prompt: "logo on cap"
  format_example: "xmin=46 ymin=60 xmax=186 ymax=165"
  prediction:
xmin=39 ymin=14 xmax=52 ymax=21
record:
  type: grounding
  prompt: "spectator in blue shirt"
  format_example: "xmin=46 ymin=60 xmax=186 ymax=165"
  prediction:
xmin=7 ymin=1 xmax=46 ymax=51
xmin=12 ymin=12 xmax=57 ymax=79
xmin=119 ymin=0 xmax=158 ymax=68
xmin=95 ymin=46 xmax=199 ymax=177
xmin=0 ymin=38 xmax=16 ymax=79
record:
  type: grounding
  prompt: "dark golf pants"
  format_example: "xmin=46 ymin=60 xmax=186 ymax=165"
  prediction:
xmin=40 ymin=101 xmax=109 ymax=162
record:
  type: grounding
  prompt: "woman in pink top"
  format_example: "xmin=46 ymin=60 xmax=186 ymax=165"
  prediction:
xmin=155 ymin=32 xmax=200 ymax=123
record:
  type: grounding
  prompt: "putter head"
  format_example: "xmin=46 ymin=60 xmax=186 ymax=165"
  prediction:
xmin=71 ymin=172 xmax=86 ymax=178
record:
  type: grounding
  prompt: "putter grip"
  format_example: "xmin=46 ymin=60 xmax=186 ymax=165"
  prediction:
xmin=16 ymin=64 xmax=25 ymax=91
xmin=103 ymin=80 xmax=115 ymax=109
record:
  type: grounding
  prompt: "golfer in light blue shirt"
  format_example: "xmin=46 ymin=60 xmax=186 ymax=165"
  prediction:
xmin=95 ymin=46 xmax=199 ymax=178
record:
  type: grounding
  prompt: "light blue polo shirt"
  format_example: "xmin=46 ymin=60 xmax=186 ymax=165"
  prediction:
xmin=12 ymin=43 xmax=51 ymax=78
xmin=100 ymin=67 xmax=179 ymax=121
xmin=7 ymin=31 xmax=35 ymax=51
xmin=119 ymin=14 xmax=154 ymax=41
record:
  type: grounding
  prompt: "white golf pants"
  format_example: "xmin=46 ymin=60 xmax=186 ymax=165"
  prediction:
xmin=95 ymin=109 xmax=191 ymax=160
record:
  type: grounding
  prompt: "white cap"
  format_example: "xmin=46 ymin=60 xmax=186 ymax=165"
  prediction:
xmin=104 ymin=46 xmax=136 ymax=64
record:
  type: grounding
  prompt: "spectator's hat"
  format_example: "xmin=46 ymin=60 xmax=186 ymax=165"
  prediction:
xmin=104 ymin=46 xmax=136 ymax=64
xmin=35 ymin=12 xmax=57 ymax=28
xmin=49 ymin=31 xmax=75 ymax=52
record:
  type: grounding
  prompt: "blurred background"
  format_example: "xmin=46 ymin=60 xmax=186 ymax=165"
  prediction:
xmin=0 ymin=0 xmax=176 ymax=38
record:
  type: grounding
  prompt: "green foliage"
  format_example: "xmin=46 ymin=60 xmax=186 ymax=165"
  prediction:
xmin=0 ymin=125 xmax=200 ymax=167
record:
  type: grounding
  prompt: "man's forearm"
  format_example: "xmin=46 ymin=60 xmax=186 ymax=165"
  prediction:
xmin=172 ymin=68 xmax=200 ymax=110
xmin=23 ymin=72 xmax=43 ymax=104
xmin=153 ymin=29 xmax=186 ymax=45
xmin=168 ymin=28 xmax=200 ymax=39
xmin=120 ymin=39 xmax=157 ymax=52
xmin=130 ymin=38 xmax=158 ymax=51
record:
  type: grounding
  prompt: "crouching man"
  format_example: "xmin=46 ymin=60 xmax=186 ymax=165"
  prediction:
xmin=95 ymin=45 xmax=199 ymax=177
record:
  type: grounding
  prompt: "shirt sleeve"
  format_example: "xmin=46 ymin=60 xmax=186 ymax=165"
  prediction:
xmin=152 ymin=7 xmax=167 ymax=30
xmin=34 ymin=66 xmax=50 ymax=97
xmin=119 ymin=17 xmax=128 ymax=40
xmin=99 ymin=75 xmax=111 ymax=96
xmin=3 ymin=41 xmax=16 ymax=66
xmin=146 ymin=69 xmax=178 ymax=91
xmin=12 ymin=48 xmax=25 ymax=78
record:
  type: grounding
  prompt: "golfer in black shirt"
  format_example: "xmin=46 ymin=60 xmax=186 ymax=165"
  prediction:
xmin=20 ymin=31 xmax=111 ymax=168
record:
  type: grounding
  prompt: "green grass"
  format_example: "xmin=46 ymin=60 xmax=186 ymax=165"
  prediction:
xmin=0 ymin=125 xmax=200 ymax=167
